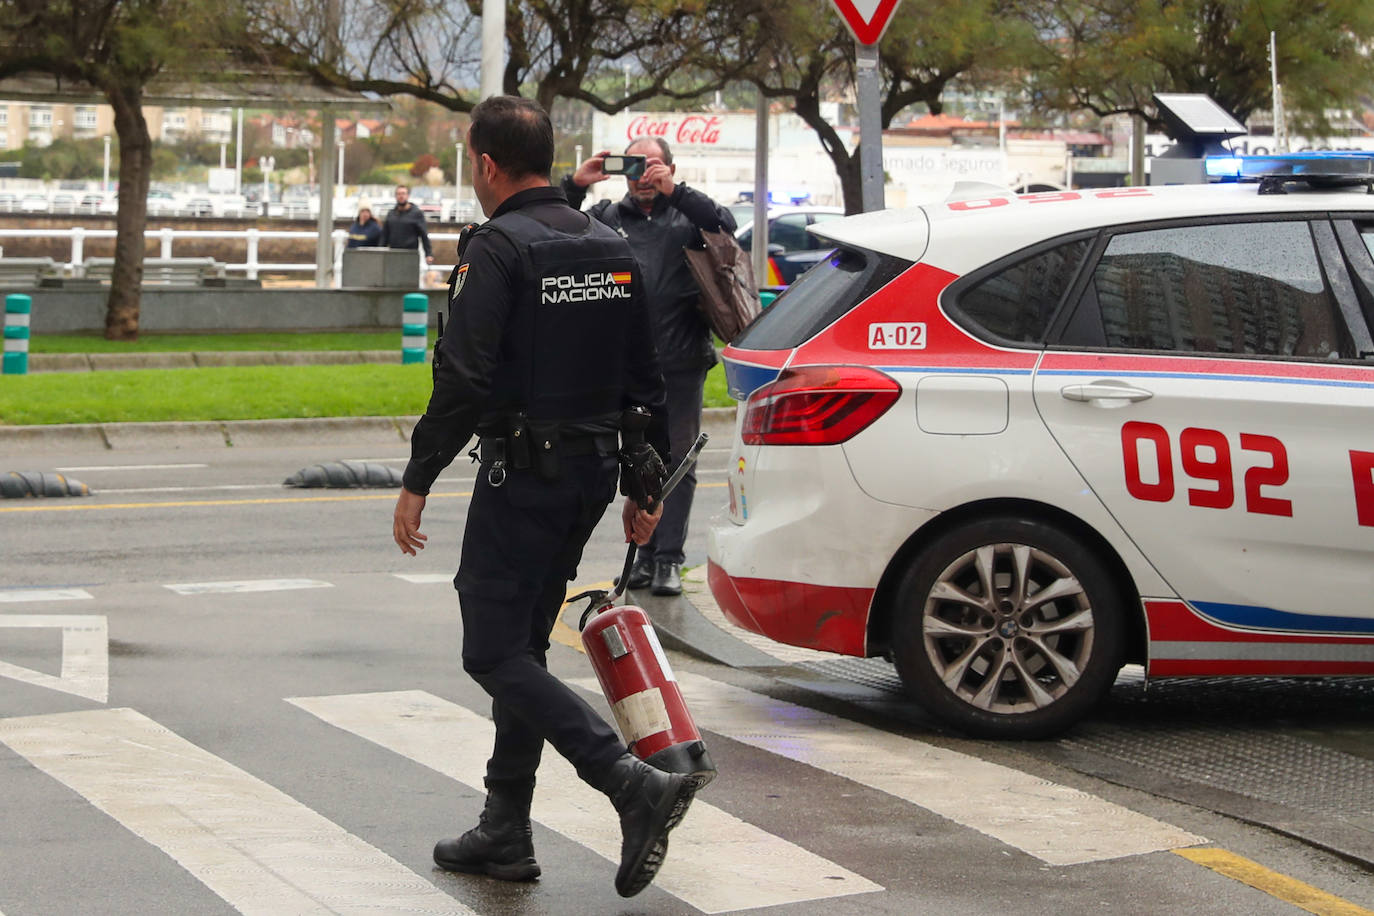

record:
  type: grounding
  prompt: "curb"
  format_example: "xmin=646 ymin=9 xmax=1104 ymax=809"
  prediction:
xmin=0 ymin=409 xmax=735 ymax=455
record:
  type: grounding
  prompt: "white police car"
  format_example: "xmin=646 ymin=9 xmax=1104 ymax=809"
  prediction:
xmin=708 ymin=153 xmax=1374 ymax=739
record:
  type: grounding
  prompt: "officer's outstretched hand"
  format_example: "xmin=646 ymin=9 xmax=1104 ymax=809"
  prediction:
xmin=572 ymin=150 xmax=614 ymax=188
xmin=622 ymin=496 xmax=663 ymax=546
xmin=393 ymin=487 xmax=428 ymax=556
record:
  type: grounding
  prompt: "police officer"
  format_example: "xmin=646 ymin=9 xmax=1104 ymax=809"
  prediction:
xmin=391 ymin=95 xmax=696 ymax=899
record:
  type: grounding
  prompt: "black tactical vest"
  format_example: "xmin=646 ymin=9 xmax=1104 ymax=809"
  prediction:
xmin=476 ymin=209 xmax=643 ymax=424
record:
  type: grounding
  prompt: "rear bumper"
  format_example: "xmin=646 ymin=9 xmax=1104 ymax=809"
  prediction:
xmin=706 ymin=559 xmax=873 ymax=656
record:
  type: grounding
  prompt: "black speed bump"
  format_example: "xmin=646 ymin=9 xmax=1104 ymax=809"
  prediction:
xmin=284 ymin=460 xmax=403 ymax=489
xmin=1 ymin=471 xmax=91 ymax=498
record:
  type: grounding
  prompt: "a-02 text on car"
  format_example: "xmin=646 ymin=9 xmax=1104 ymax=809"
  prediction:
xmin=708 ymin=154 xmax=1374 ymax=738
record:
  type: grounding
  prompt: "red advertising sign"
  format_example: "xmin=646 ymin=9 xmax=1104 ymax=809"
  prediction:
xmin=626 ymin=114 xmax=725 ymax=145
xmin=829 ymin=0 xmax=902 ymax=45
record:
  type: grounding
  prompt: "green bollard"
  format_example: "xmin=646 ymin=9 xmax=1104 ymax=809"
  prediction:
xmin=759 ymin=290 xmax=779 ymax=309
xmin=402 ymin=292 xmax=428 ymax=364
xmin=3 ymin=293 xmax=31 ymax=375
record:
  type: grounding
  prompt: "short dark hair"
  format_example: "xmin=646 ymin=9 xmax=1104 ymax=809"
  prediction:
xmin=469 ymin=96 xmax=554 ymax=179
xmin=627 ymin=136 xmax=672 ymax=165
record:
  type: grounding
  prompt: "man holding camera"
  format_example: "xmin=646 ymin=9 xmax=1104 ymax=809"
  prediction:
xmin=563 ymin=139 xmax=735 ymax=596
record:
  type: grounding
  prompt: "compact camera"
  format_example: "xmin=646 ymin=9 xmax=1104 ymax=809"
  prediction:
xmin=601 ymin=154 xmax=647 ymax=180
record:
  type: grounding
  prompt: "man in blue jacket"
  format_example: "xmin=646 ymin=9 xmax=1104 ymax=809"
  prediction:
xmin=563 ymin=138 xmax=735 ymax=596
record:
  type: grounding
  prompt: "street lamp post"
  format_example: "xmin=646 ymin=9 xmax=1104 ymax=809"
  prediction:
xmin=337 ymin=141 xmax=345 ymax=187
xmin=454 ymin=142 xmax=464 ymax=222
xmin=262 ymin=155 xmax=274 ymax=215
xmin=102 ymin=135 xmax=111 ymax=192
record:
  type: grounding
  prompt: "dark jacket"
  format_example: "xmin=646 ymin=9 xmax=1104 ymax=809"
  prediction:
xmin=381 ymin=202 xmax=433 ymax=257
xmin=346 ymin=218 xmax=382 ymax=248
xmin=403 ymin=186 xmax=668 ymax=495
xmin=562 ymin=177 xmax=735 ymax=372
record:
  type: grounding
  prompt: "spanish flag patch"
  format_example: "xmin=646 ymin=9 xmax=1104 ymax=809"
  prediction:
xmin=611 ymin=271 xmax=632 ymax=285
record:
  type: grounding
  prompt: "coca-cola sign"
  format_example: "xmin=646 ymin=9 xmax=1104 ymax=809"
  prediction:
xmin=626 ymin=115 xmax=724 ymax=145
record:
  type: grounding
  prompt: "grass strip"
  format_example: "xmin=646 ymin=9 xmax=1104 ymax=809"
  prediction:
xmin=1 ymin=363 xmax=734 ymax=426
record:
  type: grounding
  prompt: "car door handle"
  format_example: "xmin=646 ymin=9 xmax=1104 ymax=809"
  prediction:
xmin=1059 ymin=381 xmax=1154 ymax=403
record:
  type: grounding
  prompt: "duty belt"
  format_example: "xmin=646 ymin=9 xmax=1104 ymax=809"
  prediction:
xmin=474 ymin=431 xmax=618 ymax=487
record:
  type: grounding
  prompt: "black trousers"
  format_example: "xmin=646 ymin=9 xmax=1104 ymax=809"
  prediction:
xmin=456 ymin=454 xmax=626 ymax=795
xmin=640 ymin=364 xmax=708 ymax=566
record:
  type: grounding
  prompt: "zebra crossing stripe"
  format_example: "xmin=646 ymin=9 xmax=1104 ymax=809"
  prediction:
xmin=0 ymin=615 xmax=107 ymax=702
xmin=0 ymin=708 xmax=475 ymax=916
xmin=290 ymin=689 xmax=882 ymax=913
xmin=657 ymin=672 xmax=1206 ymax=866
xmin=163 ymin=579 xmax=334 ymax=595
xmin=392 ymin=573 xmax=455 ymax=584
xmin=0 ymin=588 xmax=93 ymax=603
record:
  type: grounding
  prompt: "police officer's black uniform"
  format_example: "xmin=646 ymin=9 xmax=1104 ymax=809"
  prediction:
xmin=403 ymin=185 xmax=682 ymax=894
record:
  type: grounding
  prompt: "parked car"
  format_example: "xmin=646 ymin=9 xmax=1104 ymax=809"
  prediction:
xmin=19 ymin=193 xmax=48 ymax=213
xmin=0 ymin=193 xmax=18 ymax=212
xmin=49 ymin=193 xmax=77 ymax=214
xmin=734 ymin=206 xmax=845 ymax=287
xmin=709 ymin=153 xmax=1374 ymax=739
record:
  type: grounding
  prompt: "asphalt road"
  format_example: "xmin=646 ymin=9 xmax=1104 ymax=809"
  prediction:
xmin=1 ymin=433 xmax=1372 ymax=915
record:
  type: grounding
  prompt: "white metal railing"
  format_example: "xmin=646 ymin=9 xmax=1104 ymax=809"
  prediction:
xmin=0 ymin=226 xmax=464 ymax=286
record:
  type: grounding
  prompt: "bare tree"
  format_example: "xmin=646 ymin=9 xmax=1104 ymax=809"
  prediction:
xmin=256 ymin=0 xmax=760 ymax=116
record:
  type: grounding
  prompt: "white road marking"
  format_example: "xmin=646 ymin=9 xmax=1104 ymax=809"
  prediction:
xmin=0 ymin=708 xmax=473 ymax=916
xmin=0 ymin=615 xmax=107 ymax=703
xmin=393 ymin=573 xmax=455 ymax=584
xmin=164 ymin=579 xmax=334 ymax=595
xmin=0 ymin=588 xmax=93 ymax=603
xmin=290 ymin=690 xmax=882 ymax=914
xmin=659 ymin=672 xmax=1206 ymax=867
xmin=56 ymin=464 xmax=210 ymax=472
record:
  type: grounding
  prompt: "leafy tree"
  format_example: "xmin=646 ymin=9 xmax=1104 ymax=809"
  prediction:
xmin=747 ymin=0 xmax=1037 ymax=213
xmin=410 ymin=152 xmax=441 ymax=178
xmin=1022 ymin=0 xmax=1374 ymax=135
xmin=0 ymin=0 xmax=244 ymax=339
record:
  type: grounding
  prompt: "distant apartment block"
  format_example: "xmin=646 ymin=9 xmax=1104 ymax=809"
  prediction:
xmin=0 ymin=102 xmax=234 ymax=148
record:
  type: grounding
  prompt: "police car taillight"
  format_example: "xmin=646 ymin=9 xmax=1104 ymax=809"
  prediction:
xmin=741 ymin=365 xmax=900 ymax=446
xmin=1204 ymin=151 xmax=1374 ymax=193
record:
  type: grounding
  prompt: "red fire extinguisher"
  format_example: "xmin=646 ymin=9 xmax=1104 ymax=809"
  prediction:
xmin=570 ymin=433 xmax=716 ymax=789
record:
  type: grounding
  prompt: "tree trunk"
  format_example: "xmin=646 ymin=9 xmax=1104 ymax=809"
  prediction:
xmin=105 ymin=83 xmax=153 ymax=341
xmin=792 ymin=93 xmax=864 ymax=215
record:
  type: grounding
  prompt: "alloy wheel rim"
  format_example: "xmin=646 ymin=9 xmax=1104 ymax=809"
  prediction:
xmin=921 ymin=543 xmax=1095 ymax=714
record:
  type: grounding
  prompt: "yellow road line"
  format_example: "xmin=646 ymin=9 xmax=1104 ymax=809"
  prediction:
xmin=1175 ymin=849 xmax=1374 ymax=916
xmin=0 ymin=491 xmax=471 ymax=513
xmin=551 ymin=580 xmax=614 ymax=654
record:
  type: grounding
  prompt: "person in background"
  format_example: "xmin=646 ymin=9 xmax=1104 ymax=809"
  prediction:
xmin=346 ymin=203 xmax=382 ymax=248
xmin=381 ymin=184 xmax=434 ymax=263
xmin=562 ymin=138 xmax=735 ymax=596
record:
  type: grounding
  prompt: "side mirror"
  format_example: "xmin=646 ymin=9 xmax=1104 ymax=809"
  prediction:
xmin=767 ymin=243 xmax=786 ymax=256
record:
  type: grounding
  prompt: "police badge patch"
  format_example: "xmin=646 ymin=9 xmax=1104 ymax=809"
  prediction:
xmin=451 ymin=263 xmax=469 ymax=301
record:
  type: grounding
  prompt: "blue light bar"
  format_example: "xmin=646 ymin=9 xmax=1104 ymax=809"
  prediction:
xmin=1204 ymin=151 xmax=1374 ymax=186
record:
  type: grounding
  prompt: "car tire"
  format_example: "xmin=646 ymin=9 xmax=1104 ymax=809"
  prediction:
xmin=891 ymin=516 xmax=1125 ymax=739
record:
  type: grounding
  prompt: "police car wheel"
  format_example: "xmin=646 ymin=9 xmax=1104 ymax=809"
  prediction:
xmin=891 ymin=517 xmax=1125 ymax=740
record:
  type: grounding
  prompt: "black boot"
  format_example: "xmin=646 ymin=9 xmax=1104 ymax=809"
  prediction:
xmin=434 ymin=785 xmax=540 ymax=881
xmin=650 ymin=560 xmax=682 ymax=596
xmin=604 ymin=753 xmax=696 ymax=897
xmin=618 ymin=553 xmax=655 ymax=591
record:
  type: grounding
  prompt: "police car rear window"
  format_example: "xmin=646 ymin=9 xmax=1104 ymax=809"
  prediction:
xmin=732 ymin=247 xmax=909 ymax=350
xmin=948 ymin=237 xmax=1092 ymax=345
